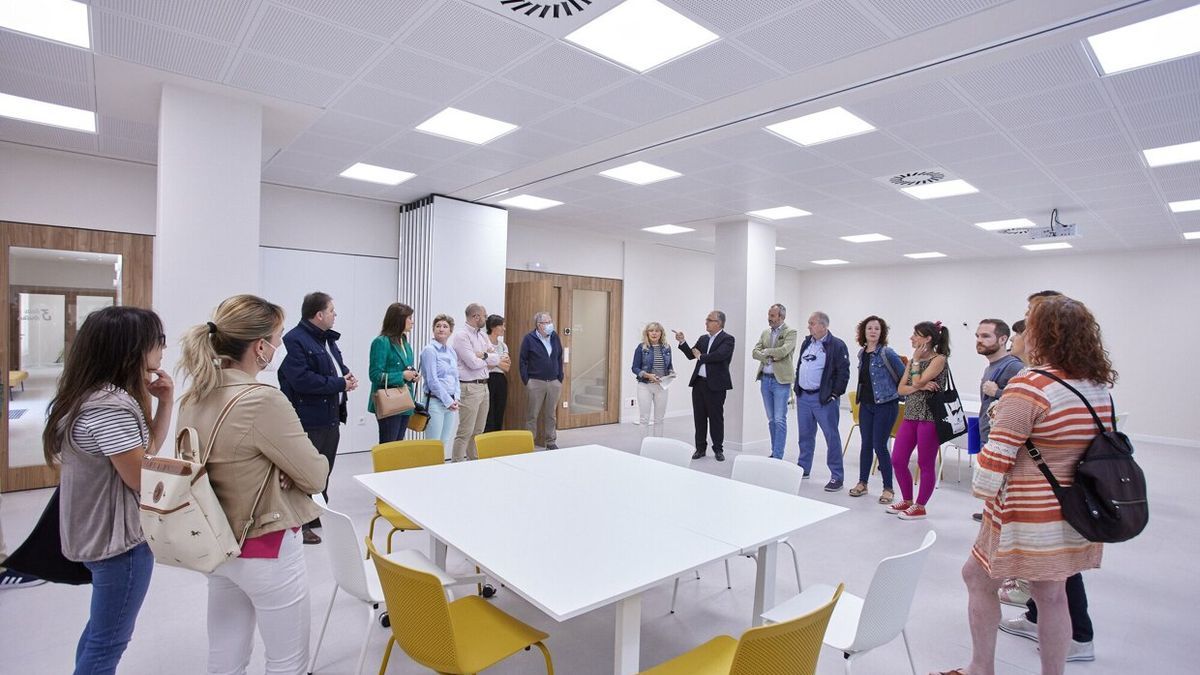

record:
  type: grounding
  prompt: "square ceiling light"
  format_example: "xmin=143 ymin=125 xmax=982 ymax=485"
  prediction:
xmin=599 ymin=161 xmax=681 ymax=185
xmin=901 ymin=179 xmax=978 ymax=200
xmin=905 ymin=251 xmax=947 ymax=259
xmin=747 ymin=206 xmax=812 ymax=220
xmin=642 ymin=224 xmax=694 ymax=235
xmin=975 ymin=218 xmax=1035 ymax=231
xmin=765 ymin=107 xmax=876 ymax=146
xmin=564 ymin=0 xmax=718 ymax=73
xmin=1023 ymin=242 xmax=1073 ymax=251
xmin=1183 ymin=231 xmax=1200 ymax=240
xmin=841 ymin=233 xmax=892 ymax=243
xmin=1169 ymin=199 xmax=1200 ymax=213
xmin=415 ymin=107 xmax=517 ymax=145
xmin=811 ymin=259 xmax=849 ymax=265
xmin=0 ymin=91 xmax=95 ymax=132
xmin=775 ymin=246 xmax=786 ymax=251
xmin=1086 ymin=4 xmax=1200 ymax=75
xmin=0 ymin=0 xmax=90 ymax=48
xmin=339 ymin=163 xmax=415 ymax=186
xmin=1143 ymin=140 xmax=1200 ymax=167
xmin=498 ymin=194 xmax=563 ymax=211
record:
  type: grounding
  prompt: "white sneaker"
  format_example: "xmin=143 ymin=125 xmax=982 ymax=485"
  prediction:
xmin=998 ymin=579 xmax=1031 ymax=607
xmin=1036 ymin=640 xmax=1096 ymax=662
xmin=998 ymin=616 xmax=1038 ymax=641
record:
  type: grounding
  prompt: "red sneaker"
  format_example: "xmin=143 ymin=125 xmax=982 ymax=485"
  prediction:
xmin=898 ymin=503 xmax=928 ymax=520
xmin=886 ymin=500 xmax=912 ymax=514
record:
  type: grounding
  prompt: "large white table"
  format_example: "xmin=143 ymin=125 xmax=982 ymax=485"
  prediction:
xmin=355 ymin=445 xmax=846 ymax=674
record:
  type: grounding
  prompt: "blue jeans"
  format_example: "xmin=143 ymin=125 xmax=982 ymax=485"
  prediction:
xmin=795 ymin=391 xmax=843 ymax=481
xmin=75 ymin=542 xmax=153 ymax=675
xmin=425 ymin=397 xmax=458 ymax=458
xmin=377 ymin=413 xmax=410 ymax=444
xmin=858 ymin=399 xmax=898 ymax=488
xmin=759 ymin=374 xmax=791 ymax=459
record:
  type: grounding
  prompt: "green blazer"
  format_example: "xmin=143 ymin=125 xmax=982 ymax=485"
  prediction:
xmin=751 ymin=323 xmax=798 ymax=384
xmin=367 ymin=335 xmax=415 ymax=414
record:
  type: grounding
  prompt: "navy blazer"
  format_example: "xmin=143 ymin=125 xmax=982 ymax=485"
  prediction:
xmin=679 ymin=331 xmax=735 ymax=391
xmin=278 ymin=320 xmax=350 ymax=429
xmin=794 ymin=331 xmax=850 ymax=404
xmin=518 ymin=330 xmax=564 ymax=384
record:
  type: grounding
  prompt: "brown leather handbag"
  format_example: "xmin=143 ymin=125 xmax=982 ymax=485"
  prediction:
xmin=373 ymin=373 xmax=415 ymax=419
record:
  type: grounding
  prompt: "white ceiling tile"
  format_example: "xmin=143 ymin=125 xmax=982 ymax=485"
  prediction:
xmin=361 ymin=47 xmax=487 ymax=105
xmin=360 ymin=146 xmax=443 ymax=173
xmin=1030 ymin=136 xmax=1135 ymax=165
xmin=1045 ymin=153 xmax=1144 ymax=181
xmin=418 ymin=161 xmax=502 ymax=187
xmin=702 ymin=131 xmax=797 ymax=162
xmin=808 ymin=133 xmax=909 ymax=163
xmin=953 ymin=43 xmax=1093 ymax=103
xmin=266 ymin=149 xmax=351 ymax=175
xmin=97 ymin=116 xmax=157 ymax=142
xmin=262 ymin=164 xmax=333 ymax=188
xmin=92 ymin=0 xmax=252 ymax=42
xmin=860 ymin=0 xmax=1009 ymax=34
xmin=532 ymin=106 xmax=633 ymax=144
xmin=1120 ymin=92 xmax=1200 ymax=133
xmin=853 ymin=81 xmax=969 ymax=126
xmin=1006 ymin=111 xmax=1123 ymax=150
xmin=1061 ymin=170 xmax=1150 ymax=193
xmin=647 ymin=42 xmax=781 ymax=102
xmin=485 ymin=129 xmax=582 ymax=158
xmin=400 ymin=1 xmax=549 ymax=73
xmin=0 ymin=30 xmax=91 ymax=83
xmin=789 ymin=164 xmax=868 ymax=187
xmin=581 ymin=79 xmax=700 ymax=125
xmin=454 ymin=81 xmax=569 ymax=126
xmin=274 ymin=0 xmax=423 ymax=38
xmin=922 ymin=133 xmax=1019 ymax=164
xmin=94 ymin=11 xmax=231 ymax=80
xmin=381 ymin=131 xmax=473 ymax=162
xmin=454 ymin=147 xmax=530 ymax=173
xmin=1128 ymin=119 xmax=1200 ymax=149
xmin=227 ymin=52 xmax=347 ymax=106
xmin=98 ymin=135 xmax=156 ymax=162
xmin=306 ymin=111 xmax=404 ymax=145
xmin=735 ymin=0 xmax=889 ymax=72
xmin=945 ymin=153 xmax=1040 ymax=178
xmin=672 ymin=0 xmax=798 ymax=34
xmin=285 ymin=132 xmax=372 ymax=160
xmin=0 ymin=66 xmax=92 ymax=109
xmin=1151 ymin=162 xmax=1200 ymax=185
xmin=331 ymin=84 xmax=442 ymax=127
xmin=246 ymin=4 xmax=386 ymax=77
xmin=689 ymin=163 xmax=775 ymax=187
xmin=842 ymin=150 xmax=941 ymax=178
xmin=501 ymin=42 xmax=632 ymax=101
xmin=1104 ymin=53 xmax=1200 ymax=106
xmin=0 ymin=118 xmax=98 ymax=153
xmin=887 ymin=109 xmax=996 ymax=147
xmin=985 ymin=81 xmax=1107 ymax=129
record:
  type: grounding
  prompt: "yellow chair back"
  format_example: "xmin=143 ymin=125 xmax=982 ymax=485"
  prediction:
xmin=729 ymin=584 xmax=843 ymax=675
xmin=475 ymin=430 xmax=535 ymax=459
xmin=367 ymin=538 xmax=461 ymax=673
xmin=848 ymin=392 xmax=860 ymax=425
xmin=890 ymin=403 xmax=905 ymax=438
xmin=372 ymin=439 xmax=443 ymax=472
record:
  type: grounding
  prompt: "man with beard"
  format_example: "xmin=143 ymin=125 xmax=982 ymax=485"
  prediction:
xmin=972 ymin=318 xmax=1024 ymax=523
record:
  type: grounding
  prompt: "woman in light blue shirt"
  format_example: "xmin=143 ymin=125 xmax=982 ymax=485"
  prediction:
xmin=420 ymin=314 xmax=460 ymax=457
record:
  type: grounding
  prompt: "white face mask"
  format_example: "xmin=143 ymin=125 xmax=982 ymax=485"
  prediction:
xmin=543 ymin=323 xmax=555 ymax=335
xmin=257 ymin=340 xmax=284 ymax=371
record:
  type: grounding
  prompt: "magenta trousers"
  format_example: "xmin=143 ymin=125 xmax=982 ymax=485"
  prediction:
xmin=891 ymin=419 xmax=939 ymax=505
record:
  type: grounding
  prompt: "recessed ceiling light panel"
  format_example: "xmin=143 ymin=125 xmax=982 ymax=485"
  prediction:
xmin=339 ymin=163 xmax=415 ymax=186
xmin=775 ymin=246 xmax=786 ymax=251
xmin=901 ymin=179 xmax=979 ymax=200
xmin=1086 ymin=4 xmax=1200 ymax=75
xmin=599 ymin=161 xmax=681 ymax=185
xmin=498 ymin=194 xmax=563 ymax=211
xmin=765 ymin=107 xmax=875 ymax=146
xmin=840 ymin=233 xmax=892 ymax=243
xmin=415 ymin=107 xmax=518 ymax=145
xmin=747 ymin=206 xmax=812 ymax=220
xmin=0 ymin=0 xmax=90 ymax=48
xmin=1183 ymin=231 xmax=1200 ymax=240
xmin=975 ymin=218 xmax=1036 ymax=231
xmin=1143 ymin=140 xmax=1200 ymax=167
xmin=811 ymin=259 xmax=849 ymax=266
xmin=1169 ymin=199 xmax=1200 ymax=213
xmin=642 ymin=224 xmax=694 ymax=235
xmin=1022 ymin=242 xmax=1073 ymax=251
xmin=905 ymin=252 xmax=947 ymax=259
xmin=564 ymin=0 xmax=719 ymax=73
xmin=0 ymin=91 xmax=95 ymax=132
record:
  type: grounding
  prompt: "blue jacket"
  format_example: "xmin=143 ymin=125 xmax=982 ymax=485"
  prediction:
xmin=519 ymin=330 xmax=564 ymax=384
xmin=630 ymin=343 xmax=674 ymax=381
xmin=279 ymin=320 xmax=349 ymax=429
xmin=856 ymin=346 xmax=905 ymax=405
xmin=793 ymin=332 xmax=850 ymax=404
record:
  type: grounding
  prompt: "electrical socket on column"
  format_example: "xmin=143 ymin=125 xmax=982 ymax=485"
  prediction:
xmin=627 ymin=398 xmax=636 ymax=407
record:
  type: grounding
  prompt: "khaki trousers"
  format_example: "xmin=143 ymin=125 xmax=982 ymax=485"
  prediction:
xmin=526 ymin=378 xmax=562 ymax=447
xmin=453 ymin=382 xmax=490 ymax=461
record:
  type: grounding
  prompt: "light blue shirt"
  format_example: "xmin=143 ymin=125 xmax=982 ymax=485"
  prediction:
xmin=797 ymin=336 xmax=827 ymax=391
xmin=420 ymin=340 xmax=460 ymax=406
xmin=762 ymin=325 xmax=782 ymax=376
xmin=537 ymin=330 xmax=553 ymax=356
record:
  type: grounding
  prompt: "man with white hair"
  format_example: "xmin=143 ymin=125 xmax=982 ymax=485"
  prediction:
xmin=519 ymin=311 xmax=564 ymax=449
xmin=793 ymin=311 xmax=850 ymax=491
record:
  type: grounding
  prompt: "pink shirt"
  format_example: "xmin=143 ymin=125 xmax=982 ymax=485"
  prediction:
xmin=238 ymin=527 xmax=299 ymax=559
xmin=452 ymin=325 xmax=499 ymax=381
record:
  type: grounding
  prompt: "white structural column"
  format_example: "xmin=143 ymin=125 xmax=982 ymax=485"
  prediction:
xmin=154 ymin=85 xmax=262 ymax=374
xmin=713 ymin=219 xmax=776 ymax=452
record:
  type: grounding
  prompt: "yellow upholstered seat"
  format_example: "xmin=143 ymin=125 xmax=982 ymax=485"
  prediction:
xmin=640 ymin=584 xmax=843 ymax=675
xmin=367 ymin=439 xmax=442 ymax=552
xmin=474 ymin=430 xmax=534 ymax=459
xmin=367 ymin=538 xmax=553 ymax=675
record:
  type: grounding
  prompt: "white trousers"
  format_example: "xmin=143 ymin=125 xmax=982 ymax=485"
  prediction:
xmin=637 ymin=381 xmax=668 ymax=430
xmin=206 ymin=529 xmax=310 ymax=675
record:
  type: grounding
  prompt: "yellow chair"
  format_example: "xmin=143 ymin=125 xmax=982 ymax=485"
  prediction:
xmin=474 ymin=430 xmax=535 ymax=459
xmin=368 ymin=440 xmax=443 ymax=553
xmin=640 ymin=584 xmax=844 ymax=675
xmin=367 ymin=538 xmax=553 ymax=675
xmin=841 ymin=392 xmax=861 ymax=457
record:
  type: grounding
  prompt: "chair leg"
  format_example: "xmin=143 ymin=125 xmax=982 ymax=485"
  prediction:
xmin=723 ymin=559 xmax=731 ymax=589
xmin=308 ymin=585 xmax=338 ymax=674
xmin=534 ymin=640 xmax=554 ymax=675
xmin=844 ymin=652 xmax=855 ymax=675
xmin=670 ymin=577 xmax=680 ymax=614
xmin=782 ymin=540 xmax=802 ymax=591
xmin=386 ymin=528 xmax=400 ymax=554
xmin=377 ymin=636 xmax=395 ymax=675
xmin=902 ymin=628 xmax=917 ymax=675
xmin=695 ymin=569 xmax=700 ymax=580
xmin=368 ymin=513 xmax=380 ymax=540
xmin=355 ymin=603 xmax=375 ymax=675
xmin=841 ymin=425 xmax=858 ymax=456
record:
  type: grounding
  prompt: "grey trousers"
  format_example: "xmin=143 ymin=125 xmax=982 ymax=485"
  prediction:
xmin=526 ymin=378 xmax=562 ymax=447
xmin=452 ymin=382 xmax=490 ymax=461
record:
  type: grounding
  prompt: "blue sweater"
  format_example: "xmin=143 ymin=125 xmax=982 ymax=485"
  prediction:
xmin=518 ymin=330 xmax=564 ymax=384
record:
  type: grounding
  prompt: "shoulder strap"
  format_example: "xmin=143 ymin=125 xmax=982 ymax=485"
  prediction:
xmin=213 ymin=383 xmax=275 ymax=548
xmin=880 ymin=348 xmax=901 ymax=384
xmin=1024 ymin=440 xmax=1064 ymax=494
xmin=198 ymin=384 xmax=268 ymax=464
xmin=1031 ymin=368 xmax=1113 ymax=432
xmin=238 ymin=463 xmax=275 ymax=548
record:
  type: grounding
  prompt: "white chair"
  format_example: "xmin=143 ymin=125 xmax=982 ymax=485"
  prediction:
xmin=639 ymin=437 xmax=695 ymax=467
xmin=762 ymin=530 xmax=937 ymax=675
xmin=307 ymin=496 xmax=482 ymax=675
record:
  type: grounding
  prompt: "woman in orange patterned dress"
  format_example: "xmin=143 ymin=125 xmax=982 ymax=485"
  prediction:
xmin=934 ymin=295 xmax=1116 ymax=675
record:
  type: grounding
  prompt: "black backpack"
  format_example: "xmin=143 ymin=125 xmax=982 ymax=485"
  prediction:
xmin=1023 ymin=369 xmax=1148 ymax=543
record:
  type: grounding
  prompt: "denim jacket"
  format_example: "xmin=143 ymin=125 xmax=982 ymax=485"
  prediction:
xmin=857 ymin=346 xmax=905 ymax=405
xmin=630 ymin=343 xmax=674 ymax=381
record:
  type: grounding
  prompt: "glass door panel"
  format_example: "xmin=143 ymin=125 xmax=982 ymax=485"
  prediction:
xmin=566 ymin=288 xmax=610 ymax=416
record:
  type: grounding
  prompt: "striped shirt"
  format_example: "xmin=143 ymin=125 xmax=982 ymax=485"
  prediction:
xmin=971 ymin=367 xmax=1107 ymax=580
xmin=70 ymin=386 xmax=148 ymax=457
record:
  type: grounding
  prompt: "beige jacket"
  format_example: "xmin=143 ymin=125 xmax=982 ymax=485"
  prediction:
xmin=752 ymin=323 xmax=798 ymax=384
xmin=176 ymin=369 xmax=328 ymax=541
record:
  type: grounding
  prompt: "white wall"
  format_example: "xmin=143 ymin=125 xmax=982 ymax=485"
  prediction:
xmin=506 ymin=219 xmax=624 ymax=278
xmin=787 ymin=248 xmax=1200 ymax=446
xmin=428 ymin=196 xmax=507 ymax=322
xmin=9 ymin=258 xmax=119 ymax=290
xmin=260 ymin=184 xmax=399 ymax=257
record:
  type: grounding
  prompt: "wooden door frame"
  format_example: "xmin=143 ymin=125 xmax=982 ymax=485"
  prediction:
xmin=1 ymin=221 xmax=153 ymax=493
xmin=504 ymin=270 xmax=623 ymax=431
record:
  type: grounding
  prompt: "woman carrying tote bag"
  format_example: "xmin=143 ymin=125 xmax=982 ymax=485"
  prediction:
xmin=176 ymin=295 xmax=328 ymax=675
xmin=368 ymin=302 xmax=419 ymax=443
xmin=887 ymin=320 xmax=951 ymax=521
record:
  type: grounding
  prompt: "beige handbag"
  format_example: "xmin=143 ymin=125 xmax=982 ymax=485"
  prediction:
xmin=373 ymin=373 xmax=415 ymax=419
xmin=139 ymin=385 xmax=272 ymax=573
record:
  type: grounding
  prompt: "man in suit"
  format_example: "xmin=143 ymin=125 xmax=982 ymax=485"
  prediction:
xmin=752 ymin=304 xmax=798 ymax=460
xmin=674 ymin=310 xmax=735 ymax=461
xmin=793 ymin=311 xmax=850 ymax=491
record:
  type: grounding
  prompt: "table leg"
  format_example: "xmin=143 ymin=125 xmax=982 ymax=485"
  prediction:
xmin=752 ymin=541 xmax=778 ymax=626
xmin=613 ymin=594 xmax=641 ymax=675
xmin=430 ymin=537 xmax=448 ymax=569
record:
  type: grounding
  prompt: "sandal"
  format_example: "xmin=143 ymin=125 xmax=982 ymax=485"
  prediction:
xmin=929 ymin=669 xmax=967 ymax=675
xmin=878 ymin=489 xmax=895 ymax=505
xmin=848 ymin=482 xmax=868 ymax=497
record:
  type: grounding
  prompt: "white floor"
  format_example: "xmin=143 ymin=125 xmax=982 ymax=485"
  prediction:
xmin=0 ymin=415 xmax=1194 ymax=674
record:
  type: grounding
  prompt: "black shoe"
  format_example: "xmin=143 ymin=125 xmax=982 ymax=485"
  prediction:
xmin=546 ymin=444 xmax=559 ymax=450
xmin=302 ymin=528 xmax=322 ymax=545
xmin=972 ymin=512 xmax=984 ymax=522
xmin=692 ymin=450 xmax=706 ymax=459
xmin=714 ymin=451 xmax=725 ymax=462
xmin=823 ymin=480 xmax=843 ymax=492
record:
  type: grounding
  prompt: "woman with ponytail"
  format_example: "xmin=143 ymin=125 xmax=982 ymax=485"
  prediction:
xmin=44 ymin=306 xmax=172 ymax=675
xmin=176 ymin=294 xmax=328 ymax=675
xmin=887 ymin=320 xmax=951 ymax=520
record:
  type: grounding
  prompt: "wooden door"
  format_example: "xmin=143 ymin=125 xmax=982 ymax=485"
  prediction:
xmin=503 ymin=279 xmax=556 ymax=431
